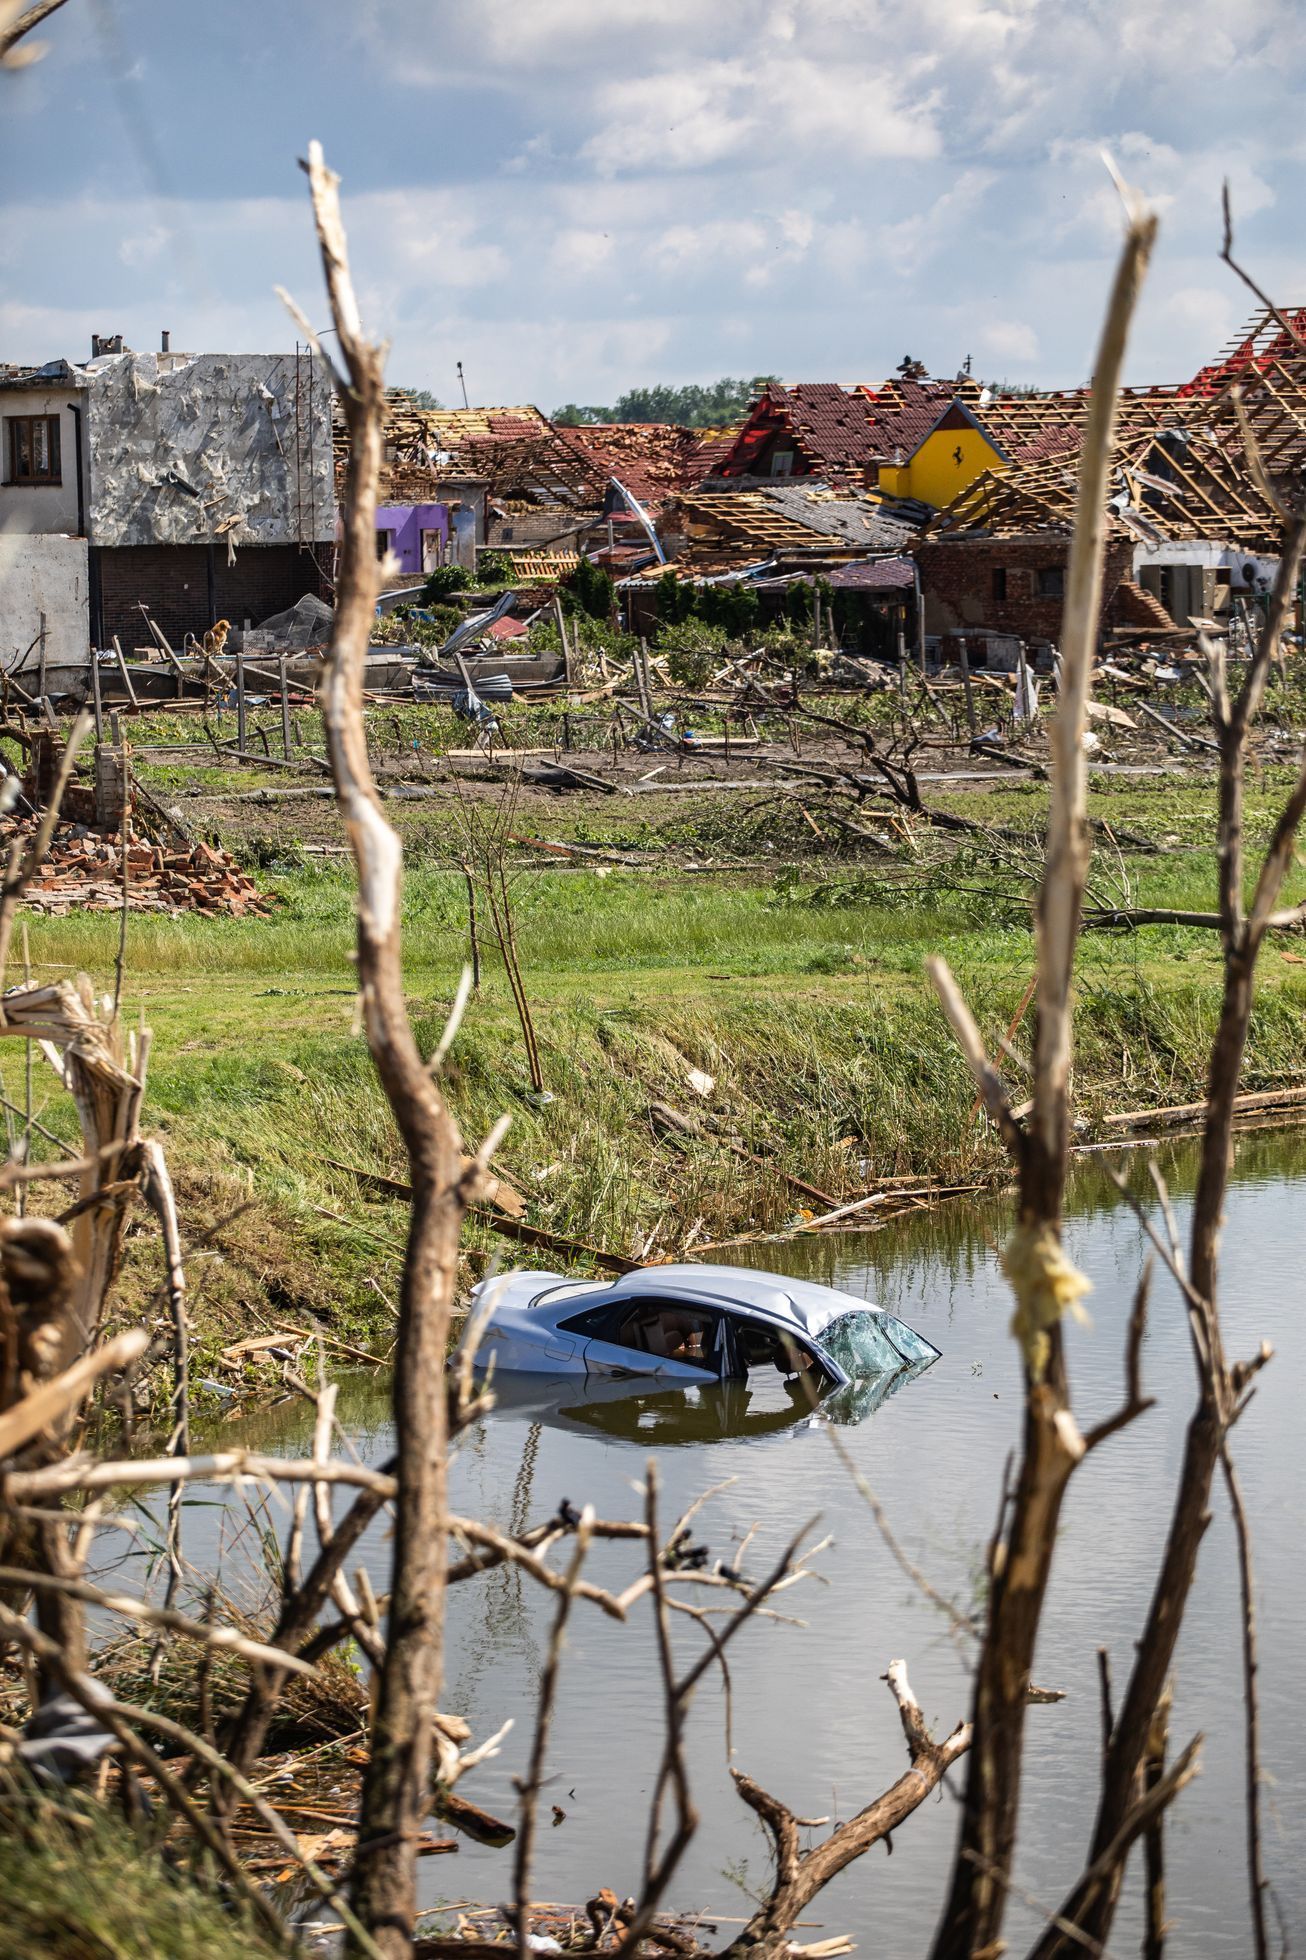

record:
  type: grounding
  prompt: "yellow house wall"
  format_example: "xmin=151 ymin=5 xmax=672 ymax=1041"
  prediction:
xmin=880 ymin=425 xmax=1007 ymax=509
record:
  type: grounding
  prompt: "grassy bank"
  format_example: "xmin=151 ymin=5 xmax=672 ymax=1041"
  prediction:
xmin=6 ymin=761 xmax=1306 ymax=1377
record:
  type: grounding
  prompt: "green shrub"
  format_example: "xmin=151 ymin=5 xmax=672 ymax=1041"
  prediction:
xmin=420 ymin=564 xmax=474 ymax=602
xmin=476 ymin=548 xmax=516 ymax=585
xmin=661 ymin=618 xmax=729 ymax=688
xmin=567 ymin=555 xmax=616 ymax=621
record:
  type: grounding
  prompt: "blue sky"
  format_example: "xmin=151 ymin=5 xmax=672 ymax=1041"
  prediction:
xmin=3 ymin=0 xmax=1305 ymax=408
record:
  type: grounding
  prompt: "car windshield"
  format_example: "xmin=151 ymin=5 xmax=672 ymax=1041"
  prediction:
xmin=818 ymin=1310 xmax=937 ymax=1378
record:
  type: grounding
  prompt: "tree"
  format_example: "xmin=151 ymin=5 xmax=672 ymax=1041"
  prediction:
xmin=552 ymin=377 xmax=778 ymax=429
xmin=552 ymin=402 xmax=613 ymax=426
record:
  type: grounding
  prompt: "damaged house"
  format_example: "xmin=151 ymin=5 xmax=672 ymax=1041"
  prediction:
xmin=918 ymin=306 xmax=1303 ymax=652
xmin=338 ymin=394 xmax=553 ymax=577
xmin=1 ymin=336 xmax=335 ymax=667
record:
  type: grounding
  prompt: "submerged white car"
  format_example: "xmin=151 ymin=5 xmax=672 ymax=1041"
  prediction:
xmin=460 ymin=1263 xmax=939 ymax=1398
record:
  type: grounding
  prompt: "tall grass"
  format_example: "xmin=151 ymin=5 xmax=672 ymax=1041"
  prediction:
xmin=0 ymin=1785 xmax=279 ymax=1959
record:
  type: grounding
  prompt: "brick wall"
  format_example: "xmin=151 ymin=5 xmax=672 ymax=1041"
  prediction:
xmin=917 ymin=534 xmax=1134 ymax=643
xmin=93 ymin=542 xmax=333 ymax=650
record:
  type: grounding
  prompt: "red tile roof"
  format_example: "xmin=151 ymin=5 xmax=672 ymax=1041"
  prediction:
xmin=1176 ymin=308 xmax=1306 ymax=399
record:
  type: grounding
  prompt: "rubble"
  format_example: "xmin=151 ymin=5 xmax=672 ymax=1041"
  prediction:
xmin=13 ymin=823 xmax=273 ymax=916
xmin=8 ymin=730 xmax=272 ymax=918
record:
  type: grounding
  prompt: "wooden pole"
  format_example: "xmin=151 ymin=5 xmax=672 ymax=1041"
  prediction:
xmin=279 ymin=654 xmax=292 ymax=759
xmin=37 ymin=610 xmax=47 ymax=706
xmin=111 ymin=636 xmax=139 ymax=711
xmin=236 ymin=649 xmax=247 ymax=754
xmin=959 ymin=637 xmax=977 ymax=734
xmin=553 ymin=596 xmax=571 ymax=690
xmin=90 ymin=648 xmax=103 ymax=742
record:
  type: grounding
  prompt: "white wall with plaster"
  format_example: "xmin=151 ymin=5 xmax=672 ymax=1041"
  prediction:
xmin=0 ymin=387 xmax=85 ymax=535
xmin=0 ymin=533 xmax=89 ymax=670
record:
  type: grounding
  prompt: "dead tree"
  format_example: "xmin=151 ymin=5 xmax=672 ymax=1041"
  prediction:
xmin=0 ymin=732 xmax=160 ymax=1679
xmin=1028 ymin=505 xmax=1306 ymax=1960
xmin=925 ymin=192 xmax=1306 ymax=1959
xmin=925 ymin=195 xmax=1161 ymax=1959
xmin=452 ymin=775 xmax=545 ymax=1093
xmin=283 ymin=139 xmax=482 ymax=1957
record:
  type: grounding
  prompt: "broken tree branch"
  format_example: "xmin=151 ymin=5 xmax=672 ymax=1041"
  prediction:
xmin=721 ymin=1662 xmax=971 ymax=1959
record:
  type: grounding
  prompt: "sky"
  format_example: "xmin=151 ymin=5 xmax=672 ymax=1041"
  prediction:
xmin=3 ymin=0 xmax=1306 ymax=409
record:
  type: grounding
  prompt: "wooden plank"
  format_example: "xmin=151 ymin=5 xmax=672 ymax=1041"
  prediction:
xmin=1103 ymin=1084 xmax=1306 ymax=1130
xmin=111 ymin=636 xmax=140 ymax=709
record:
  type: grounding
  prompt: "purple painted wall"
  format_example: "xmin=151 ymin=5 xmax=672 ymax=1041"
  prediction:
xmin=376 ymin=502 xmax=450 ymax=574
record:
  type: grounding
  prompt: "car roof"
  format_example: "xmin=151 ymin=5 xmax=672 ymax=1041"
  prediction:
xmin=587 ymin=1264 xmax=872 ymax=1342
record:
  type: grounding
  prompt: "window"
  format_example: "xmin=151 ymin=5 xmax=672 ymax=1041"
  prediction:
xmin=769 ymin=448 xmax=795 ymax=478
xmin=375 ymin=528 xmax=394 ymax=560
xmin=559 ymin=1297 xmax=722 ymax=1371
xmin=1036 ymin=565 xmax=1065 ymax=599
xmin=992 ymin=567 xmax=1008 ymax=602
xmin=5 ymin=414 xmax=61 ymax=486
xmin=612 ymin=1303 xmax=717 ymax=1365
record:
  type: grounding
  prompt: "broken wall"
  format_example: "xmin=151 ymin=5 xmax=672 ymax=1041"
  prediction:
xmin=84 ymin=352 xmax=335 ymax=550
xmin=917 ymin=534 xmax=1134 ymax=642
xmin=94 ymin=542 xmax=330 ymax=651
xmin=376 ymin=503 xmax=449 ymax=575
xmin=0 ymin=533 xmax=89 ymax=669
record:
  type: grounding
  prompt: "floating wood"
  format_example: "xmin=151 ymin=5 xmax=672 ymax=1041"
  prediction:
xmin=1102 ymin=1084 xmax=1306 ymax=1130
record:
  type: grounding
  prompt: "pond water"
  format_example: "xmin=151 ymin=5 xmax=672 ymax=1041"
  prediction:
xmin=186 ymin=1129 xmax=1306 ymax=1953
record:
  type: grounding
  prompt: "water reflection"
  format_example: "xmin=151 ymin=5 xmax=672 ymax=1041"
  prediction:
xmin=166 ymin=1126 xmax=1306 ymax=1956
xmin=486 ymin=1364 xmax=931 ymax=1445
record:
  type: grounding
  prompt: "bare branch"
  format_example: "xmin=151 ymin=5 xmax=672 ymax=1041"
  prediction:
xmin=513 ymin=1507 xmax=594 ymax=1959
xmin=1028 ymin=1734 xmax=1203 ymax=1958
xmin=722 ymin=1662 xmax=972 ymax=1958
xmin=0 ymin=0 xmax=70 ymax=67
xmin=1221 ymin=1445 xmax=1269 ymax=1960
xmin=925 ymin=955 xmax=1027 ymax=1162
xmin=1220 ymin=182 xmax=1306 ymax=355
xmin=0 ymin=1327 xmax=147 ymax=1461
xmin=1083 ymin=1261 xmax=1155 ymax=1451
xmin=930 ymin=189 xmax=1157 ymax=1960
xmin=0 ymin=1565 xmax=317 ymax=1675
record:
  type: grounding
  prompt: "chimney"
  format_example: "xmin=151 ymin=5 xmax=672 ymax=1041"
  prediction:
xmin=161 ymin=330 xmax=171 ymax=353
xmin=91 ymin=333 xmax=124 ymax=358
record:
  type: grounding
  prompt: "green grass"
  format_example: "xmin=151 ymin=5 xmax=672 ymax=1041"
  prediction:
xmin=0 ymin=1789 xmax=279 ymax=1959
xmin=6 ymin=764 xmax=1306 ymax=1369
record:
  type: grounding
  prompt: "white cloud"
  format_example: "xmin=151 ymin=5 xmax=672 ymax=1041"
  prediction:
xmin=8 ymin=0 xmax=1306 ymax=406
xmin=648 ymin=219 xmax=770 ymax=273
xmin=582 ymin=53 xmax=939 ymax=176
xmin=978 ymin=318 xmax=1040 ymax=365
xmin=582 ymin=67 xmax=758 ymax=174
xmin=551 ymin=227 xmax=615 ymax=276
xmin=878 ymin=169 xmax=995 ymax=276
xmin=118 ymin=225 xmax=172 ymax=268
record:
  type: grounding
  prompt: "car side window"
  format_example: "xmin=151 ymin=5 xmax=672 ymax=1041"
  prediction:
xmin=560 ymin=1296 xmax=718 ymax=1368
xmin=613 ymin=1302 xmax=716 ymax=1366
xmin=556 ymin=1303 xmax=623 ymax=1338
xmin=731 ymin=1318 xmax=822 ymax=1379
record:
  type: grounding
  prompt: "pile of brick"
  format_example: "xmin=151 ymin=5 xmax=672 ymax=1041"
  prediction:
xmin=12 ymin=824 xmax=272 ymax=918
